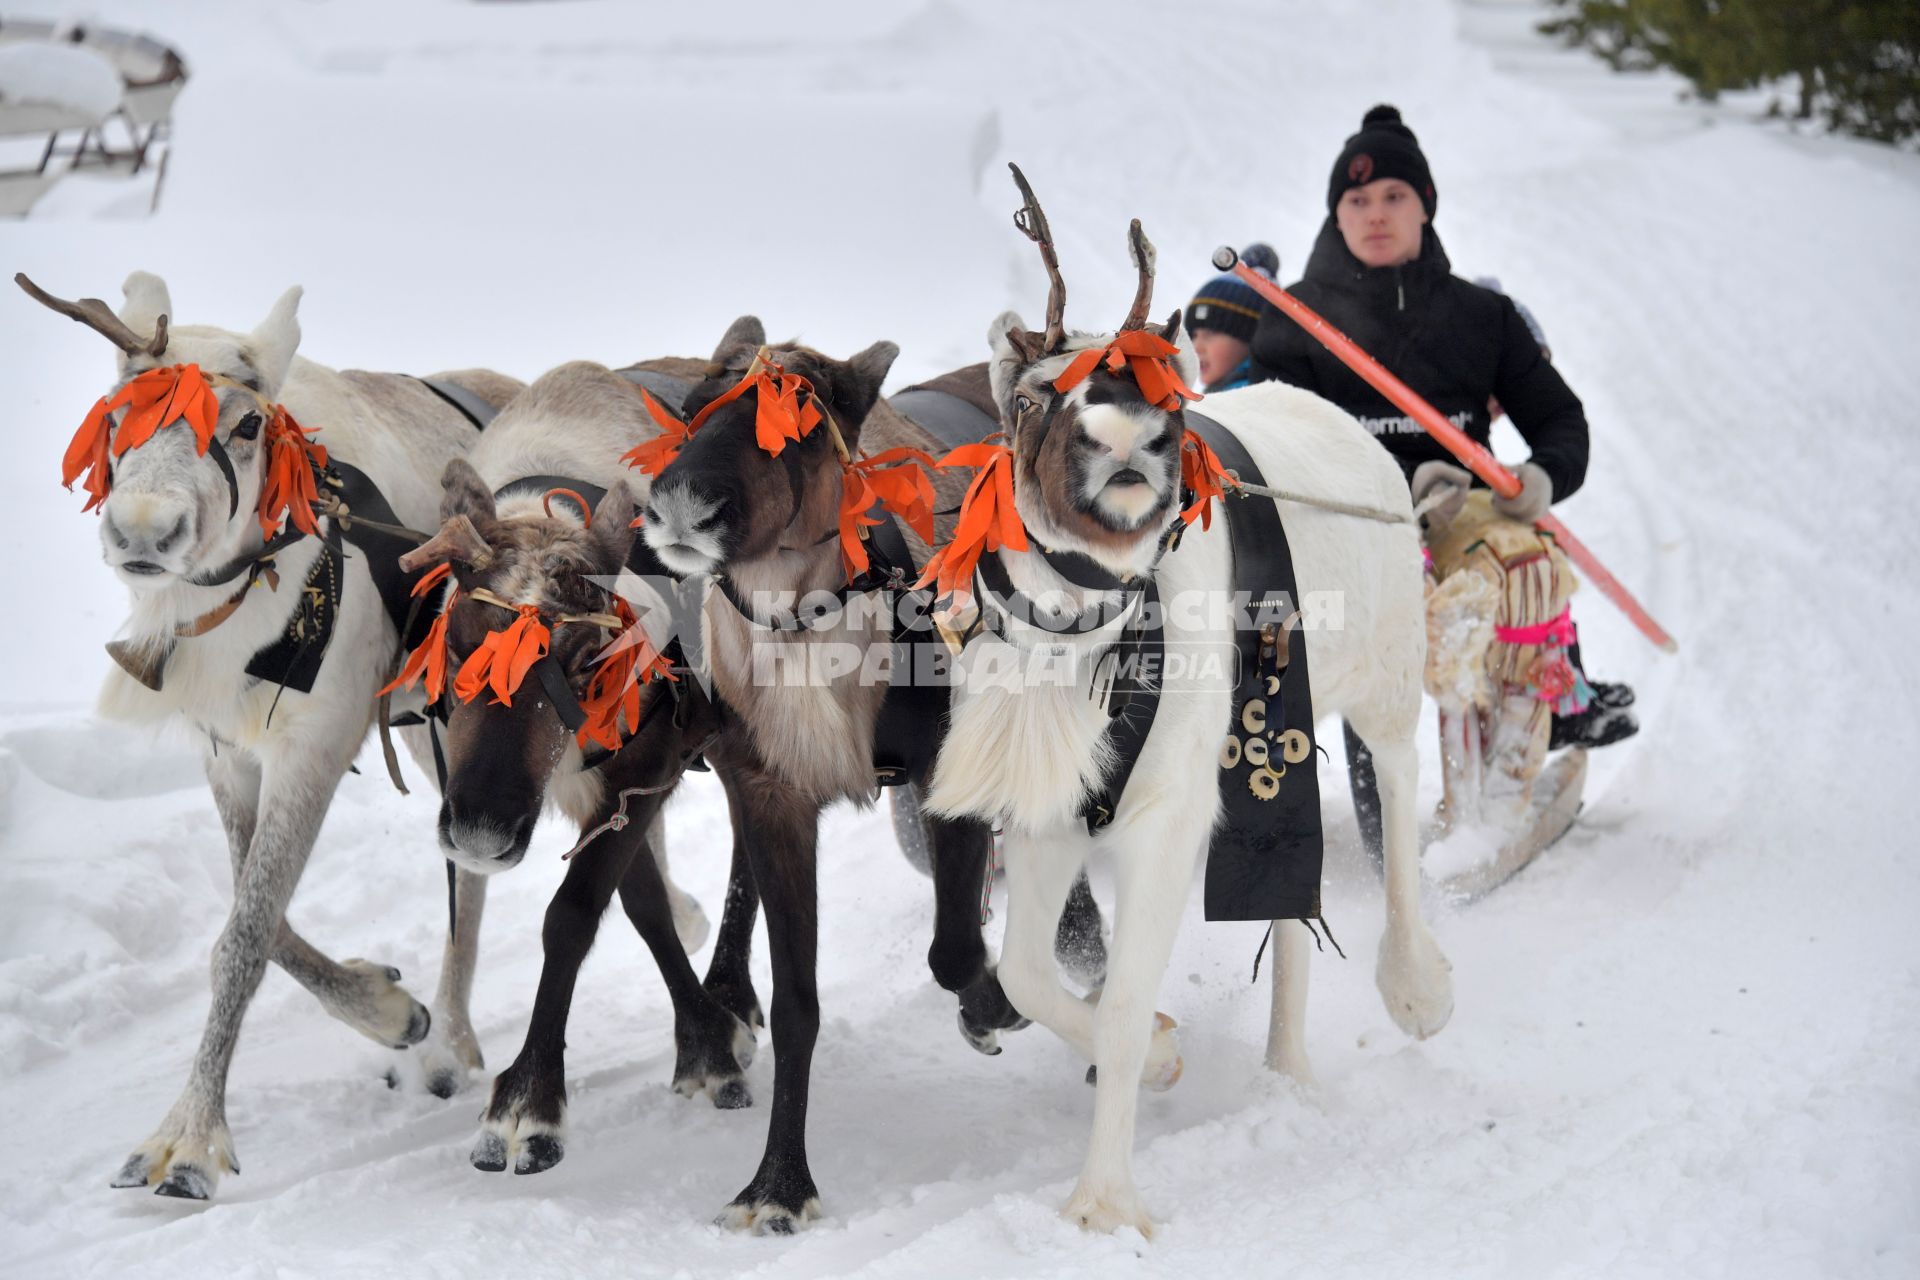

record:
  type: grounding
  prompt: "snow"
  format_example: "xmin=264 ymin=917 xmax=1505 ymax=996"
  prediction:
xmin=0 ymin=42 xmax=123 ymax=123
xmin=3 ymin=0 xmax=1918 ymax=1276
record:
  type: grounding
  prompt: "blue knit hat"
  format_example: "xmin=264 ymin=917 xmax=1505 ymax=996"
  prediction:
xmin=1186 ymin=243 xmax=1278 ymax=343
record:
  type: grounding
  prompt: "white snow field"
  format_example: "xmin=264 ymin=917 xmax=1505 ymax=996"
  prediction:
xmin=3 ymin=1 xmax=1917 ymax=1276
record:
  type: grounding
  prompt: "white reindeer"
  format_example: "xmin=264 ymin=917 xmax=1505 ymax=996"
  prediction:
xmin=18 ymin=273 xmax=520 ymax=1200
xmin=920 ymin=185 xmax=1454 ymax=1236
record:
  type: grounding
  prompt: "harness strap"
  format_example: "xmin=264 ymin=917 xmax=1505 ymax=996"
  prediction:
xmin=615 ymin=368 xmax=694 ymax=417
xmin=493 ymin=473 xmax=607 ymax=518
xmin=416 ymin=377 xmax=501 ymax=432
xmin=889 ymin=386 xmax=1001 ymax=451
xmin=1079 ymin=580 xmax=1162 ymax=833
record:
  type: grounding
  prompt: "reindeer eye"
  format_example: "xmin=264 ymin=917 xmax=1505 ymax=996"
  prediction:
xmin=231 ymin=412 xmax=263 ymax=442
xmin=1015 ymin=394 xmax=1036 ymax=416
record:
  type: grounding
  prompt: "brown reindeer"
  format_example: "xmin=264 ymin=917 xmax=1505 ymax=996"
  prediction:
xmin=385 ymin=360 xmax=766 ymax=1177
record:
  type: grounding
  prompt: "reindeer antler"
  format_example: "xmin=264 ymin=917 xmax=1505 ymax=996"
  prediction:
xmin=1008 ymin=163 xmax=1066 ymax=354
xmin=15 ymin=273 xmax=168 ymax=358
xmin=1119 ymin=219 xmax=1157 ymax=332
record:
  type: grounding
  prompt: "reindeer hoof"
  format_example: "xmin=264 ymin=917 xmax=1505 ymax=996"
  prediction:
xmin=717 ymin=1191 xmax=822 ymax=1236
xmin=957 ymin=1008 xmax=1002 ymax=1055
xmin=110 ymin=1152 xmax=154 ymax=1189
xmin=153 ymin=1164 xmax=213 ymax=1201
xmin=397 ymin=1002 xmax=432 ymax=1050
xmin=471 ymin=1131 xmax=508 ymax=1173
xmin=711 ymin=1078 xmax=752 ymax=1110
xmin=515 ymin=1133 xmax=565 ymax=1175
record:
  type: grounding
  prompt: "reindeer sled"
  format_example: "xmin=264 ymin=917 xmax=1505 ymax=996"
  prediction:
xmin=1421 ymin=491 xmax=1588 ymax=897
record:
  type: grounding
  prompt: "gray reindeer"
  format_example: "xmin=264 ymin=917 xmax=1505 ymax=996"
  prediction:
xmin=18 ymin=272 xmax=522 ymax=1200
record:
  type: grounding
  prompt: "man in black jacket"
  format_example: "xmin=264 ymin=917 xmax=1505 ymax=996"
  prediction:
xmin=1251 ymin=104 xmax=1636 ymax=860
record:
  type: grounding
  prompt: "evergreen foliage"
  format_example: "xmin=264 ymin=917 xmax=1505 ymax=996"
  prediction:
xmin=1542 ymin=1 xmax=1918 ymax=145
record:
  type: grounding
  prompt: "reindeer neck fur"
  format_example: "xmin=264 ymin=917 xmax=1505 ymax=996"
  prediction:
xmin=705 ymin=536 xmax=887 ymax=805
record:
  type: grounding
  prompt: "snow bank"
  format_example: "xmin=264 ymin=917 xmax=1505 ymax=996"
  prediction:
xmin=0 ymin=43 xmax=122 ymax=123
xmin=2 ymin=0 xmax=1917 ymax=1277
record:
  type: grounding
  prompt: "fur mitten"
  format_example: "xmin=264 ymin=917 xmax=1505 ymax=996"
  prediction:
xmin=1492 ymin=462 xmax=1552 ymax=523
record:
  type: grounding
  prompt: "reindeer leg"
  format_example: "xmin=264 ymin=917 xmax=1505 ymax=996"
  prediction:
xmin=716 ymin=762 xmax=823 ymax=1234
xmin=414 ymin=867 xmax=486 ymax=1098
xmin=472 ymin=831 xmax=636 ymax=1176
xmin=1059 ymin=819 xmax=1202 ymax=1240
xmin=702 ymin=766 xmax=763 ymax=1034
xmin=114 ymin=747 xmax=357 ymax=1200
xmin=615 ymin=831 xmax=755 ymax=1110
xmin=925 ymin=813 xmax=1029 ymax=1053
xmin=1263 ymin=920 xmax=1317 ymax=1084
xmin=647 ymin=810 xmax=710 ymax=955
xmin=204 ymin=750 xmax=430 ymax=1058
xmin=1359 ymin=725 xmax=1454 ymax=1040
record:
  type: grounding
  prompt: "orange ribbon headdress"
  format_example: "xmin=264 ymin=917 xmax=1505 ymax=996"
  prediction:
xmin=63 ymin=361 xmax=334 ymax=537
xmin=379 ymin=561 xmax=676 ymax=752
xmin=839 ymin=446 xmax=938 ymax=581
xmin=620 ymin=351 xmax=828 ymax=479
xmin=623 ymin=350 xmax=937 ymax=587
xmin=913 ymin=439 xmax=1028 ymax=605
xmin=258 ymin=408 xmax=329 ymax=538
xmin=63 ymin=363 xmax=221 ymax=512
xmin=577 ymin=596 xmax=678 ymax=752
xmin=1050 ymin=329 xmax=1203 ymax=414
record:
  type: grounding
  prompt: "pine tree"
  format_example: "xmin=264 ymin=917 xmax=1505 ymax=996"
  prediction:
xmin=1541 ymin=0 xmax=1919 ymax=145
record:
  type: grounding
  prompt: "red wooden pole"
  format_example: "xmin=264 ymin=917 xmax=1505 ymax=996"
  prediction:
xmin=1215 ymin=247 xmax=1677 ymax=654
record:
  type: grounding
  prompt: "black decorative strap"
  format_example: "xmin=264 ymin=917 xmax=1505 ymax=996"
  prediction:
xmin=1079 ymin=580 xmax=1162 ymax=833
xmin=532 ymin=655 xmax=588 ymax=731
xmin=615 ymin=367 xmax=694 ymax=417
xmin=417 ymin=377 xmax=501 ymax=431
xmin=493 ymin=474 xmax=607 ymax=521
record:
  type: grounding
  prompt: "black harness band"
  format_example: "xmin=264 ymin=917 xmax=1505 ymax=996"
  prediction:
xmin=889 ymin=386 xmax=1000 ymax=452
xmin=615 ymin=368 xmax=694 ymax=417
xmin=1183 ymin=411 xmax=1325 ymax=923
xmin=415 ymin=377 xmax=501 ymax=432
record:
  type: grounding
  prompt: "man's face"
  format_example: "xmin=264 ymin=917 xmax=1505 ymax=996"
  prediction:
xmin=1336 ymin=177 xmax=1428 ymax=268
xmin=1191 ymin=328 xmax=1250 ymax=387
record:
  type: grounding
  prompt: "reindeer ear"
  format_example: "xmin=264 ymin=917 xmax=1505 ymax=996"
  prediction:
xmin=249 ymin=285 xmax=303 ymax=391
xmin=589 ymin=480 xmax=638 ymax=571
xmin=836 ymin=340 xmax=898 ymax=422
xmin=438 ymin=457 xmax=497 ymax=526
xmin=988 ymin=311 xmax=1040 ymax=416
xmin=1161 ymin=308 xmax=1200 ymax=388
xmin=711 ymin=315 xmax=766 ymax=366
xmin=118 ymin=271 xmax=172 ymax=354
xmin=400 ymin=514 xmax=493 ymax=574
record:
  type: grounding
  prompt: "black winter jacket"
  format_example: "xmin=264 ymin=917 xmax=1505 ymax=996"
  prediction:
xmin=1249 ymin=220 xmax=1588 ymax=502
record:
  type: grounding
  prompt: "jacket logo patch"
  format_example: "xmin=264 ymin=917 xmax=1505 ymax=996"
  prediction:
xmin=1348 ymin=154 xmax=1374 ymax=184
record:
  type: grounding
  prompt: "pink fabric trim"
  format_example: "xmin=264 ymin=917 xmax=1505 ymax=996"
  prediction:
xmin=1495 ymin=606 xmax=1575 ymax=647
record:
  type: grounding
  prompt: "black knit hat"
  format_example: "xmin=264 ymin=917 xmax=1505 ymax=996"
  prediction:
xmin=1186 ymin=243 xmax=1278 ymax=343
xmin=1328 ymin=104 xmax=1436 ymax=216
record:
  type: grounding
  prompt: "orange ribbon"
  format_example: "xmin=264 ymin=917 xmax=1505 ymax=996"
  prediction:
xmin=576 ymin=597 xmax=678 ymax=752
xmin=915 ymin=440 xmax=1028 ymax=604
xmin=620 ymin=387 xmax=694 ymax=477
xmin=452 ymin=604 xmax=551 ymax=707
xmin=1052 ymin=330 xmax=1203 ymax=413
xmin=1179 ymin=431 xmax=1239 ymax=528
xmin=63 ymin=363 xmax=222 ymax=512
xmin=838 ymin=446 xmax=937 ymax=581
xmin=379 ymin=563 xmax=456 ymax=701
xmin=258 ymin=407 xmax=329 ymax=538
xmin=620 ymin=362 xmax=827 ymax=484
